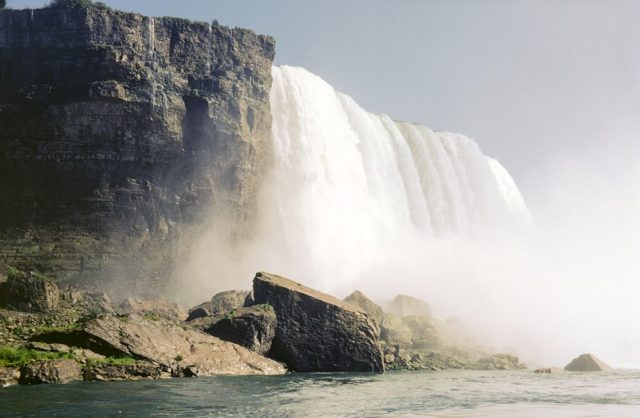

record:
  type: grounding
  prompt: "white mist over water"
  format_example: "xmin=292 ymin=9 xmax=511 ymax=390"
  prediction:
xmin=179 ymin=65 xmax=639 ymax=368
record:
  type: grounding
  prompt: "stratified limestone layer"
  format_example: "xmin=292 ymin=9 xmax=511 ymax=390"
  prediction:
xmin=0 ymin=4 xmax=275 ymax=296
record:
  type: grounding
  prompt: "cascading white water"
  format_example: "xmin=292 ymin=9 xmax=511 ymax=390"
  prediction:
xmin=182 ymin=65 xmax=638 ymax=367
xmin=259 ymin=65 xmax=529 ymax=289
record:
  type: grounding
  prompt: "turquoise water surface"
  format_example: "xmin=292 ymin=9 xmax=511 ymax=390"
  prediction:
xmin=1 ymin=369 xmax=639 ymax=417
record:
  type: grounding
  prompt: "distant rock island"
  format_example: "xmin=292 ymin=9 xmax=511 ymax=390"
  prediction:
xmin=564 ymin=353 xmax=611 ymax=372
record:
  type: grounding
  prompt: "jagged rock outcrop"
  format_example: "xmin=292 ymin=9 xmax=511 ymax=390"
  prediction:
xmin=19 ymin=359 xmax=82 ymax=384
xmin=564 ymin=353 xmax=611 ymax=372
xmin=387 ymin=295 xmax=432 ymax=318
xmin=343 ymin=290 xmax=384 ymax=325
xmin=250 ymin=272 xmax=384 ymax=373
xmin=119 ymin=297 xmax=186 ymax=321
xmin=187 ymin=290 xmax=248 ymax=321
xmin=474 ymin=353 xmax=526 ymax=370
xmin=32 ymin=313 xmax=286 ymax=376
xmin=204 ymin=305 xmax=276 ymax=355
xmin=0 ymin=367 xmax=20 ymax=387
xmin=83 ymin=361 xmax=164 ymax=381
xmin=0 ymin=270 xmax=60 ymax=312
xmin=534 ymin=367 xmax=563 ymax=373
xmin=0 ymin=4 xmax=275 ymax=297
xmin=380 ymin=314 xmax=413 ymax=347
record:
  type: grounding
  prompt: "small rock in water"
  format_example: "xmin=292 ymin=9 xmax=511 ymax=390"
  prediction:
xmin=534 ymin=367 xmax=563 ymax=373
xmin=19 ymin=359 xmax=82 ymax=385
xmin=564 ymin=353 xmax=611 ymax=371
xmin=0 ymin=367 xmax=20 ymax=387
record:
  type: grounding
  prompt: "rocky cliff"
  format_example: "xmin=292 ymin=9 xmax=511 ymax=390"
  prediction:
xmin=0 ymin=3 xmax=275 ymax=296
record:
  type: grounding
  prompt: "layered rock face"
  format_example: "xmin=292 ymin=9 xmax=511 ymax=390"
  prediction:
xmin=0 ymin=4 xmax=275 ymax=295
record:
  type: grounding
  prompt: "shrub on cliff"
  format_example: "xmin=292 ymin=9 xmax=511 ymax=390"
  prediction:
xmin=49 ymin=0 xmax=94 ymax=7
xmin=48 ymin=0 xmax=110 ymax=9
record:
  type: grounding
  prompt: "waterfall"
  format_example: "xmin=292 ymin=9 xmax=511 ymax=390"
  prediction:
xmin=256 ymin=65 xmax=530 ymax=288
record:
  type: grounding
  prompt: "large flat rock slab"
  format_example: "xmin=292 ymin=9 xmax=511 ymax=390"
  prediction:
xmin=250 ymin=272 xmax=383 ymax=372
xmin=33 ymin=314 xmax=286 ymax=376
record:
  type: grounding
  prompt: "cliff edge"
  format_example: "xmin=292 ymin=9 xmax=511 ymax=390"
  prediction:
xmin=0 ymin=3 xmax=275 ymax=296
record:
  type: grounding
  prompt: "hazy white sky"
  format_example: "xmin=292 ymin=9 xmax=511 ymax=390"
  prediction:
xmin=10 ymin=0 xmax=640 ymax=185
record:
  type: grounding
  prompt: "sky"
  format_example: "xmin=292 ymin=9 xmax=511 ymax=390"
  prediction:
xmin=9 ymin=0 xmax=640 ymax=188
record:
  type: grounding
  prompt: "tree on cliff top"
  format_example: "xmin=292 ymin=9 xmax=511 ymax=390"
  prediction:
xmin=48 ymin=0 xmax=111 ymax=10
xmin=49 ymin=0 xmax=93 ymax=7
xmin=0 ymin=0 xmax=6 ymax=10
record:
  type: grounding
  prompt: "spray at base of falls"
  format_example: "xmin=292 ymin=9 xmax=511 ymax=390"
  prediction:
xmin=178 ymin=65 xmax=639 ymax=368
xmin=255 ymin=65 xmax=529 ymax=290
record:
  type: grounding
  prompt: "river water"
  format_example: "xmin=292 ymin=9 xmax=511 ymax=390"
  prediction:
xmin=1 ymin=369 xmax=639 ymax=417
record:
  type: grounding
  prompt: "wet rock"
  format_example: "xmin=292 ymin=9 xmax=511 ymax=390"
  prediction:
xmin=387 ymin=295 xmax=431 ymax=319
xmin=33 ymin=314 xmax=286 ymax=376
xmin=473 ymin=354 xmax=526 ymax=370
xmin=83 ymin=361 xmax=164 ymax=381
xmin=379 ymin=314 xmax=413 ymax=347
xmin=19 ymin=359 xmax=81 ymax=384
xmin=119 ymin=298 xmax=186 ymax=321
xmin=402 ymin=316 xmax=442 ymax=350
xmin=0 ymin=271 xmax=60 ymax=313
xmin=0 ymin=367 xmax=20 ymax=387
xmin=343 ymin=290 xmax=384 ymax=325
xmin=251 ymin=272 xmax=384 ymax=372
xmin=187 ymin=290 xmax=249 ymax=321
xmin=564 ymin=353 xmax=611 ymax=371
xmin=80 ymin=292 xmax=115 ymax=315
xmin=382 ymin=345 xmax=465 ymax=371
xmin=534 ymin=367 xmax=564 ymax=373
xmin=204 ymin=305 xmax=276 ymax=355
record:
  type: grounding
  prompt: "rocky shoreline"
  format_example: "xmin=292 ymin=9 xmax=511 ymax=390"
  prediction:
xmin=0 ymin=265 xmax=528 ymax=388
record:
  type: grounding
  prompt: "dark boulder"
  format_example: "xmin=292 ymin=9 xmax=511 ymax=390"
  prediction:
xmin=19 ymin=359 xmax=81 ymax=384
xmin=186 ymin=290 xmax=249 ymax=321
xmin=343 ymin=290 xmax=384 ymax=325
xmin=0 ymin=270 xmax=60 ymax=312
xmin=203 ymin=305 xmax=276 ymax=355
xmin=564 ymin=353 xmax=611 ymax=371
xmin=251 ymin=272 xmax=384 ymax=372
